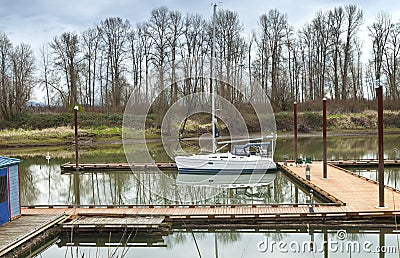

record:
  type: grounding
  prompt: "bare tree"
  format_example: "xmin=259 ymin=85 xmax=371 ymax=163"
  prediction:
xmin=341 ymin=5 xmax=363 ymax=100
xmin=10 ymin=43 xmax=35 ymax=114
xmin=258 ymin=9 xmax=288 ymax=108
xmin=310 ymin=11 xmax=331 ymax=99
xmin=328 ymin=7 xmax=345 ymax=99
xmin=137 ymin=23 xmax=153 ymax=103
xmin=39 ymin=45 xmax=51 ymax=107
xmin=383 ymin=22 xmax=400 ymax=100
xmin=0 ymin=33 xmax=35 ymax=118
xmin=50 ymin=32 xmax=81 ymax=106
xmin=99 ymin=17 xmax=131 ymax=110
xmin=82 ymin=27 xmax=101 ymax=106
xmin=182 ymin=13 xmax=208 ymax=96
xmin=167 ymin=10 xmax=184 ymax=102
xmin=0 ymin=32 xmax=12 ymax=118
xmin=214 ymin=9 xmax=245 ymax=102
xmin=368 ymin=12 xmax=392 ymax=93
xmin=147 ymin=7 xmax=170 ymax=109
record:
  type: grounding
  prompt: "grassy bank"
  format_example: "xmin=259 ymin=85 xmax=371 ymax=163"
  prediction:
xmin=1 ymin=111 xmax=400 ymax=147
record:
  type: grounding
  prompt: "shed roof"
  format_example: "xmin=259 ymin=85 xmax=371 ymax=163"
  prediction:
xmin=0 ymin=156 xmax=21 ymax=168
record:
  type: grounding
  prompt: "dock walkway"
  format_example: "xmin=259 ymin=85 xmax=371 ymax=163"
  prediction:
xmin=28 ymin=161 xmax=400 ymax=221
xmin=279 ymin=161 xmax=400 ymax=211
xmin=0 ymin=214 xmax=68 ymax=256
xmin=6 ymin=161 xmax=400 ymax=256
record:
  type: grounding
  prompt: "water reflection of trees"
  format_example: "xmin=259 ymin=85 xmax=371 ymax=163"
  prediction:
xmin=19 ymin=165 xmax=40 ymax=205
xmin=352 ymin=168 xmax=400 ymax=190
xmin=21 ymin=163 xmax=399 ymax=206
xmin=275 ymin=135 xmax=400 ymax=161
xmin=20 ymin=164 xmax=314 ymax=206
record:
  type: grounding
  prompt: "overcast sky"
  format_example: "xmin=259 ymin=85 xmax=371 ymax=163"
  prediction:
xmin=1 ymin=0 xmax=399 ymax=101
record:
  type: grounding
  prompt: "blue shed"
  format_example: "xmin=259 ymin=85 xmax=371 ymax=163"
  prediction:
xmin=0 ymin=156 xmax=21 ymax=225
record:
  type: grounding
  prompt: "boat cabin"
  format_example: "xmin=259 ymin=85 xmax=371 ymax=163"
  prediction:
xmin=232 ymin=142 xmax=271 ymax=157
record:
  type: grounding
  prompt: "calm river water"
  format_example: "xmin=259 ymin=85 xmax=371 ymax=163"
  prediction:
xmin=1 ymin=134 xmax=399 ymax=257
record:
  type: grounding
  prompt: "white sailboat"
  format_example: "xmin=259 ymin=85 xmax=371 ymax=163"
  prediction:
xmin=174 ymin=4 xmax=276 ymax=174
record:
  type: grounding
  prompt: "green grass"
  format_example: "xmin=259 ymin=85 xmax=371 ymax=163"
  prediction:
xmin=2 ymin=110 xmax=400 ymax=147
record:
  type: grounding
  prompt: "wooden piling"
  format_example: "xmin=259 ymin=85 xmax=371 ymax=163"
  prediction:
xmin=294 ymin=102 xmax=298 ymax=161
xmin=74 ymin=106 xmax=79 ymax=171
xmin=323 ymin=98 xmax=327 ymax=179
xmin=376 ymin=86 xmax=385 ymax=207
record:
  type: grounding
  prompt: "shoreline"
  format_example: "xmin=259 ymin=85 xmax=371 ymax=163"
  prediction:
xmin=1 ymin=128 xmax=399 ymax=149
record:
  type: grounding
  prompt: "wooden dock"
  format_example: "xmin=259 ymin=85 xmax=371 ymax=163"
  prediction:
xmin=279 ymin=161 xmax=400 ymax=211
xmin=328 ymin=159 xmax=400 ymax=167
xmin=0 ymin=214 xmax=68 ymax=257
xmin=28 ymin=161 xmax=400 ymax=225
xmin=61 ymin=162 xmax=177 ymax=171
xmin=4 ymin=161 xmax=400 ymax=256
xmin=61 ymin=159 xmax=400 ymax=172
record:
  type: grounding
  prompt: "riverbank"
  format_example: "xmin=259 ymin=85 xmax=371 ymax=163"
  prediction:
xmin=1 ymin=111 xmax=400 ymax=148
xmin=1 ymin=125 xmax=400 ymax=149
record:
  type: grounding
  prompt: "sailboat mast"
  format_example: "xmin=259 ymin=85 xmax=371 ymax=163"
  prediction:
xmin=211 ymin=3 xmax=217 ymax=153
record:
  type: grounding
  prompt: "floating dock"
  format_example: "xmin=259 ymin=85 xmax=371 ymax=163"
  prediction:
xmin=0 ymin=214 xmax=69 ymax=257
xmin=279 ymin=161 xmax=400 ymax=210
xmin=3 ymin=161 xmax=400 ymax=257
xmin=328 ymin=159 xmax=400 ymax=167
xmin=61 ymin=159 xmax=400 ymax=171
xmin=61 ymin=162 xmax=177 ymax=171
xmin=37 ymin=161 xmax=400 ymax=222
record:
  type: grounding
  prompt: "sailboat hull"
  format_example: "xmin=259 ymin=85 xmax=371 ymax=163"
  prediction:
xmin=175 ymin=154 xmax=276 ymax=174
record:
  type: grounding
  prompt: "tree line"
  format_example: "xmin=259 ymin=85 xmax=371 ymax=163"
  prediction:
xmin=1 ymin=5 xmax=399 ymax=119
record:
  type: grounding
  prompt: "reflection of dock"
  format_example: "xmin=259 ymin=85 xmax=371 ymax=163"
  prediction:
xmin=57 ymin=232 xmax=167 ymax=247
xmin=62 ymin=216 xmax=170 ymax=233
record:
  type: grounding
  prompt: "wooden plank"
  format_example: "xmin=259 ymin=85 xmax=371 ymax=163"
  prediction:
xmin=20 ymin=161 xmax=400 ymax=225
xmin=278 ymin=161 xmax=400 ymax=212
xmin=0 ymin=214 xmax=68 ymax=256
xmin=61 ymin=162 xmax=177 ymax=171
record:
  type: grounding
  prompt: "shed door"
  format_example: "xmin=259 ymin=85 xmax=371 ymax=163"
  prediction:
xmin=0 ymin=167 xmax=9 ymax=225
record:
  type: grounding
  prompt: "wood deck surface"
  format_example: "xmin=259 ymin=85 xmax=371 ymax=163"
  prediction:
xmin=280 ymin=161 xmax=400 ymax=211
xmin=0 ymin=214 xmax=66 ymax=256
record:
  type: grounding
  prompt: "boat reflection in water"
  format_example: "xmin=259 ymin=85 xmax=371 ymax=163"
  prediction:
xmin=176 ymin=172 xmax=276 ymax=197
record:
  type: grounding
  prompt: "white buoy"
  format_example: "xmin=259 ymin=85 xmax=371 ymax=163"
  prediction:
xmin=45 ymin=152 xmax=51 ymax=164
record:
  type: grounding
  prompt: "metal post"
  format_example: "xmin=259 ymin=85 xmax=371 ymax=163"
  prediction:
xmin=283 ymin=154 xmax=288 ymax=166
xmin=74 ymin=105 xmax=79 ymax=171
xmin=309 ymin=189 xmax=314 ymax=213
xmin=323 ymin=98 xmax=327 ymax=179
xmin=306 ymin=164 xmax=311 ymax=181
xmin=294 ymin=102 xmax=298 ymax=161
xmin=376 ymin=86 xmax=385 ymax=207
